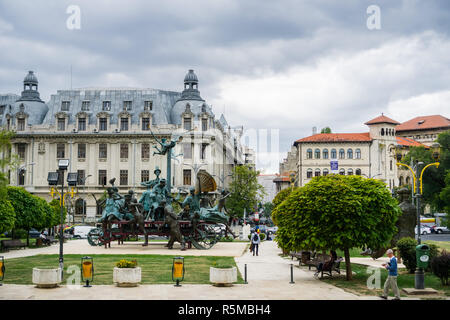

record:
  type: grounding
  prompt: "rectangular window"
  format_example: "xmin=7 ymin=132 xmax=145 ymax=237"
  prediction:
xmin=78 ymin=118 xmax=86 ymax=131
xmin=102 ymin=101 xmax=111 ymax=111
xmin=57 ymin=144 xmax=65 ymax=159
xmin=141 ymin=143 xmax=150 ymax=159
xmin=202 ymin=118 xmax=208 ymax=131
xmin=184 ymin=118 xmax=191 ymax=131
xmin=18 ymin=169 xmax=25 ymax=186
xmin=183 ymin=143 xmax=192 ymax=159
xmin=200 ymin=143 xmax=207 ymax=160
xmin=57 ymin=118 xmax=65 ymax=131
xmin=306 ymin=171 xmax=313 ymax=179
xmin=141 ymin=170 xmax=149 ymax=183
xmin=120 ymin=143 xmax=129 ymax=159
xmin=120 ymin=118 xmax=129 ymax=131
xmin=99 ymin=118 xmax=107 ymax=131
xmin=78 ymin=143 xmax=86 ymax=159
xmin=123 ymin=101 xmax=132 ymax=111
xmin=183 ymin=169 xmax=191 ymax=185
xmin=81 ymin=101 xmax=90 ymax=111
xmin=17 ymin=119 xmax=25 ymax=131
xmin=99 ymin=143 xmax=107 ymax=159
xmin=144 ymin=101 xmax=153 ymax=111
xmin=120 ymin=170 xmax=128 ymax=186
xmin=98 ymin=170 xmax=107 ymax=186
xmin=61 ymin=101 xmax=70 ymax=111
xmin=142 ymin=117 xmax=150 ymax=131
xmin=77 ymin=170 xmax=85 ymax=185
xmin=17 ymin=144 xmax=26 ymax=160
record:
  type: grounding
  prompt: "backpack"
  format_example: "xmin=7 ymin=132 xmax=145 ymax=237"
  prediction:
xmin=253 ymin=233 xmax=259 ymax=242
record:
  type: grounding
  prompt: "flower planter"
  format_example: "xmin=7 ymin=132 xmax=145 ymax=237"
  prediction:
xmin=32 ymin=268 xmax=62 ymax=288
xmin=210 ymin=267 xmax=237 ymax=287
xmin=113 ymin=267 xmax=141 ymax=287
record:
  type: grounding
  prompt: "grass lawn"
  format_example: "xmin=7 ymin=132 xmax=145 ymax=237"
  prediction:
xmin=1 ymin=254 xmax=244 ymax=285
xmin=320 ymin=263 xmax=449 ymax=298
xmin=423 ymin=240 xmax=450 ymax=252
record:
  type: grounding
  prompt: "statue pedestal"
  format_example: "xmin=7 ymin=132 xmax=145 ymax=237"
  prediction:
xmin=241 ymin=224 xmax=251 ymax=241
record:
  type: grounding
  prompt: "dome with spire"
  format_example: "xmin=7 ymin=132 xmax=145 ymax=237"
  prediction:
xmin=184 ymin=69 xmax=198 ymax=83
xmin=24 ymin=71 xmax=38 ymax=84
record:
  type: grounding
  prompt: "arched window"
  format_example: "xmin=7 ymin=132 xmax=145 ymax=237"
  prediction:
xmin=315 ymin=169 xmax=321 ymax=177
xmin=75 ymin=198 xmax=86 ymax=216
xmin=381 ymin=128 xmax=385 ymax=136
xmin=315 ymin=149 xmax=321 ymax=159
xmin=323 ymin=149 xmax=329 ymax=159
xmin=306 ymin=149 xmax=313 ymax=159
xmin=347 ymin=149 xmax=353 ymax=159
xmin=399 ymin=176 xmax=404 ymax=186
xmin=355 ymin=148 xmax=361 ymax=159
xmin=339 ymin=149 xmax=345 ymax=159
xmin=347 ymin=168 xmax=353 ymax=175
xmin=406 ymin=176 xmax=410 ymax=185
xmin=306 ymin=168 xmax=313 ymax=179
xmin=323 ymin=169 xmax=329 ymax=176
xmin=339 ymin=168 xmax=345 ymax=175
xmin=355 ymin=168 xmax=361 ymax=176
xmin=331 ymin=149 xmax=337 ymax=159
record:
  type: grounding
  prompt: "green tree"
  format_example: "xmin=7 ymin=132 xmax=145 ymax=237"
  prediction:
xmin=320 ymin=127 xmax=332 ymax=134
xmin=262 ymin=202 xmax=274 ymax=217
xmin=48 ymin=198 xmax=67 ymax=228
xmin=0 ymin=199 xmax=15 ymax=234
xmin=6 ymin=186 xmax=47 ymax=245
xmin=227 ymin=165 xmax=266 ymax=219
xmin=272 ymin=175 xmax=401 ymax=280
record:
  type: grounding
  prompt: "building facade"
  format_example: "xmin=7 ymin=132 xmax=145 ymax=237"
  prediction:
xmin=281 ymin=115 xmax=428 ymax=191
xmin=0 ymin=70 xmax=252 ymax=223
xmin=395 ymin=115 xmax=450 ymax=147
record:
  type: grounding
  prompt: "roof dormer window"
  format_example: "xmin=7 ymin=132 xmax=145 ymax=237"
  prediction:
xmin=144 ymin=101 xmax=153 ymax=111
xmin=123 ymin=101 xmax=132 ymax=111
xmin=81 ymin=101 xmax=90 ymax=111
xmin=102 ymin=101 xmax=111 ymax=111
xmin=61 ymin=101 xmax=70 ymax=111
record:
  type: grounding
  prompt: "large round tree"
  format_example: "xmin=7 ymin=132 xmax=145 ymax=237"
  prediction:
xmin=272 ymin=175 xmax=401 ymax=280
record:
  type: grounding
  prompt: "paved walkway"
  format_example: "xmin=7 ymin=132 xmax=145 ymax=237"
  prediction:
xmin=0 ymin=240 xmax=388 ymax=300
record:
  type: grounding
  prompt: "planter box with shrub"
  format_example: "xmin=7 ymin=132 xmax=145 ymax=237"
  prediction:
xmin=113 ymin=259 xmax=141 ymax=287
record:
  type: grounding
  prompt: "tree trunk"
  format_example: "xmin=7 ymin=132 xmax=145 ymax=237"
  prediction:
xmin=344 ymin=247 xmax=352 ymax=281
xmin=26 ymin=228 xmax=30 ymax=247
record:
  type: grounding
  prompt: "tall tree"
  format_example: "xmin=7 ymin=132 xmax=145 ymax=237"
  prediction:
xmin=227 ymin=165 xmax=266 ymax=219
xmin=0 ymin=130 xmax=17 ymax=235
xmin=272 ymin=175 xmax=400 ymax=280
xmin=320 ymin=127 xmax=332 ymax=134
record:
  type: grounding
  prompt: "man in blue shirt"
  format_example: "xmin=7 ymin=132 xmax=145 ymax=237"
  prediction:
xmin=380 ymin=249 xmax=401 ymax=300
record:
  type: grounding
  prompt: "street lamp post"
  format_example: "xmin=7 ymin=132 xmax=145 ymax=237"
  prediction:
xmin=396 ymin=148 xmax=440 ymax=290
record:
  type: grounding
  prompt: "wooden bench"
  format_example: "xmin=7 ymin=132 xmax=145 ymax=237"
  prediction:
xmin=47 ymin=236 xmax=58 ymax=244
xmin=306 ymin=253 xmax=331 ymax=270
xmin=290 ymin=251 xmax=313 ymax=266
xmin=320 ymin=257 xmax=344 ymax=278
xmin=1 ymin=239 xmax=27 ymax=252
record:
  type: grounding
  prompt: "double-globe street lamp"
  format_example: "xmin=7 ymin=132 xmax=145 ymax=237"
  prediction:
xmin=47 ymin=159 xmax=78 ymax=280
xmin=395 ymin=144 xmax=440 ymax=290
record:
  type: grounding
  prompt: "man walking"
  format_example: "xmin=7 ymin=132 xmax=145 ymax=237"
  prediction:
xmin=380 ymin=249 xmax=401 ymax=300
xmin=251 ymin=230 xmax=261 ymax=256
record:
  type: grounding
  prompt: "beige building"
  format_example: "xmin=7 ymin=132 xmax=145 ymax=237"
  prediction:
xmin=396 ymin=115 xmax=449 ymax=146
xmin=281 ymin=115 xmax=427 ymax=191
xmin=0 ymin=70 xmax=252 ymax=223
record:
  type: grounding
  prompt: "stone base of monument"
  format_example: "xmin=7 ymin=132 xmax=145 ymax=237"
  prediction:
xmin=113 ymin=267 xmax=141 ymax=287
xmin=210 ymin=267 xmax=237 ymax=287
xmin=402 ymin=288 xmax=439 ymax=295
xmin=32 ymin=268 xmax=62 ymax=288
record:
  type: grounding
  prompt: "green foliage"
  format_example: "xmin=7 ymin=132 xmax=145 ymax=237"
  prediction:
xmin=0 ymin=199 xmax=15 ymax=234
xmin=115 ymin=259 xmax=138 ymax=268
xmin=7 ymin=187 xmax=47 ymax=233
xmin=430 ymin=250 xmax=450 ymax=286
xmin=262 ymin=202 xmax=274 ymax=217
xmin=272 ymin=187 xmax=299 ymax=209
xmin=227 ymin=165 xmax=266 ymax=218
xmin=397 ymin=237 xmax=439 ymax=273
xmin=48 ymin=199 xmax=67 ymax=227
xmin=320 ymin=127 xmax=332 ymax=134
xmin=218 ymin=236 xmax=234 ymax=242
xmin=272 ymin=175 xmax=401 ymax=280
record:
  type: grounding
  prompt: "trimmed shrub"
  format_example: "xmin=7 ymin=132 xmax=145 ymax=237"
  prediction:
xmin=219 ymin=236 xmax=234 ymax=242
xmin=397 ymin=237 xmax=439 ymax=273
xmin=430 ymin=250 xmax=450 ymax=286
xmin=115 ymin=259 xmax=138 ymax=268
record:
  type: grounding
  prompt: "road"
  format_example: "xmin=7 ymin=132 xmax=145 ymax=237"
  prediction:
xmin=420 ymin=233 xmax=450 ymax=242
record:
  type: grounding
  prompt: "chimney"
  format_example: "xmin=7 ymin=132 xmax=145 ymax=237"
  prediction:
xmin=312 ymin=126 xmax=317 ymax=135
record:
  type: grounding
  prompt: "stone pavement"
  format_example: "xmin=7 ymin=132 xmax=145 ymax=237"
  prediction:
xmin=351 ymin=257 xmax=406 ymax=269
xmin=0 ymin=240 xmax=390 ymax=300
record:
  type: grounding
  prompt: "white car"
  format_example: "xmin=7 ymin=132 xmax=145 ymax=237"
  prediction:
xmin=434 ymin=226 xmax=450 ymax=234
xmin=415 ymin=226 xmax=431 ymax=235
xmin=73 ymin=225 xmax=97 ymax=239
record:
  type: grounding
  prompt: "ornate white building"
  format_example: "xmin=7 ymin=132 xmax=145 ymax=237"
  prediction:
xmin=0 ymin=70 xmax=252 ymax=223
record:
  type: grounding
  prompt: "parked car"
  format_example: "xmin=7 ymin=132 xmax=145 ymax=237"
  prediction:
xmin=414 ymin=226 xmax=431 ymax=235
xmin=73 ymin=225 xmax=97 ymax=239
xmin=434 ymin=226 xmax=450 ymax=234
xmin=266 ymin=226 xmax=278 ymax=234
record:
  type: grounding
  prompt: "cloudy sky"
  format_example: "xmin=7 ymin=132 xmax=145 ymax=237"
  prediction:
xmin=1 ymin=0 xmax=449 ymax=173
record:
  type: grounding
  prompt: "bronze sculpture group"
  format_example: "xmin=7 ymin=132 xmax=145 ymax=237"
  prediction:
xmin=93 ymin=132 xmax=233 ymax=250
